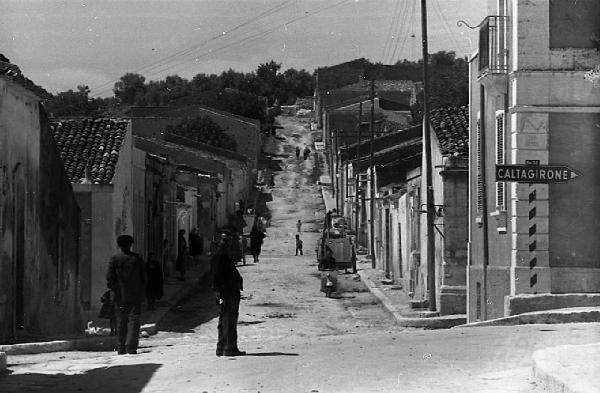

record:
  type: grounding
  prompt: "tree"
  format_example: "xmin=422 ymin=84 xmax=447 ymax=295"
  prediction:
xmin=113 ymin=73 xmax=147 ymax=105
xmin=166 ymin=115 xmax=237 ymax=151
xmin=45 ymin=85 xmax=101 ymax=117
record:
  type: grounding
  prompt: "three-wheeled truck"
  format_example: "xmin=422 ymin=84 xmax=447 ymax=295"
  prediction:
xmin=316 ymin=215 xmax=355 ymax=272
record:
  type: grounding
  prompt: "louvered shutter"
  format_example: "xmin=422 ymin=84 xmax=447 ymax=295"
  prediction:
xmin=495 ymin=111 xmax=505 ymax=210
xmin=476 ymin=113 xmax=483 ymax=214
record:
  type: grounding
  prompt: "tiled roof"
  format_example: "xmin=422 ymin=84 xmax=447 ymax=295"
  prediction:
xmin=430 ymin=106 xmax=469 ymax=156
xmin=51 ymin=118 xmax=128 ymax=184
xmin=338 ymin=80 xmax=415 ymax=92
xmin=0 ymin=56 xmax=52 ymax=99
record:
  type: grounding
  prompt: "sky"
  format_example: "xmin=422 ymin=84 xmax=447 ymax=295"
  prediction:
xmin=0 ymin=0 xmax=487 ymax=97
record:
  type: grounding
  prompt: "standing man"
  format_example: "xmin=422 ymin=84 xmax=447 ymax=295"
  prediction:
xmin=295 ymin=234 xmax=304 ymax=256
xmin=212 ymin=232 xmax=245 ymax=357
xmin=296 ymin=219 xmax=302 ymax=233
xmin=106 ymin=235 xmax=147 ymax=355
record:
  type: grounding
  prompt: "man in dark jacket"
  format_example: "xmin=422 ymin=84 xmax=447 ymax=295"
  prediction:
xmin=106 ymin=235 xmax=147 ymax=355
xmin=212 ymin=231 xmax=245 ymax=357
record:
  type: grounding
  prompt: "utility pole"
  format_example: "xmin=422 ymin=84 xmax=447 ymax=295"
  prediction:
xmin=369 ymin=80 xmax=376 ymax=269
xmin=421 ymin=0 xmax=436 ymax=312
xmin=355 ymin=103 xmax=362 ymax=249
xmin=335 ymin=130 xmax=340 ymax=213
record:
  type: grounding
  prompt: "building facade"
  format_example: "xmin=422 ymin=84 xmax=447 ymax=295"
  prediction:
xmin=0 ymin=61 xmax=82 ymax=341
xmin=468 ymin=0 xmax=600 ymax=321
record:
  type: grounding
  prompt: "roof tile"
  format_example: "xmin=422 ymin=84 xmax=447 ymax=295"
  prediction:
xmin=51 ymin=118 xmax=128 ymax=184
xmin=430 ymin=106 xmax=469 ymax=156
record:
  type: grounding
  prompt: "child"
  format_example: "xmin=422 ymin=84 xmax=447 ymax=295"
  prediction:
xmin=295 ymin=234 xmax=303 ymax=256
xmin=98 ymin=290 xmax=117 ymax=335
xmin=146 ymin=253 xmax=164 ymax=310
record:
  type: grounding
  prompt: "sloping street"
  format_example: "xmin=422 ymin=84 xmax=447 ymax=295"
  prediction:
xmin=2 ymin=116 xmax=600 ymax=393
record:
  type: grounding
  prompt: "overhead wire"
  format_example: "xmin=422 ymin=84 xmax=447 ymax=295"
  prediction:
xmin=390 ymin=0 xmax=416 ymax=63
xmin=89 ymin=0 xmax=299 ymax=95
xmin=386 ymin=0 xmax=410 ymax=64
xmin=431 ymin=0 xmax=469 ymax=54
xmin=380 ymin=0 xmax=403 ymax=63
xmin=93 ymin=0 xmax=354 ymax=97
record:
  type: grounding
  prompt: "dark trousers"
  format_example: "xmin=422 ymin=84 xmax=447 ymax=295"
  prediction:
xmin=116 ymin=302 xmax=141 ymax=350
xmin=217 ymin=293 xmax=240 ymax=353
xmin=296 ymin=246 xmax=303 ymax=255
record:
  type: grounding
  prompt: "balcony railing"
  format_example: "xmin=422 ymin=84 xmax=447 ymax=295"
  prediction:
xmin=478 ymin=16 xmax=508 ymax=75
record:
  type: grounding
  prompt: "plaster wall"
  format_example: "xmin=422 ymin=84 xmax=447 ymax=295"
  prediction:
xmin=0 ymin=80 xmax=82 ymax=339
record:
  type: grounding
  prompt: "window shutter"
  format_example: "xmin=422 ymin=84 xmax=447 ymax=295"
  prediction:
xmin=476 ymin=113 xmax=483 ymax=214
xmin=495 ymin=111 xmax=505 ymax=210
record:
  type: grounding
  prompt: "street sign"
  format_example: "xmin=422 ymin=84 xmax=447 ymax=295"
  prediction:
xmin=496 ymin=164 xmax=580 ymax=183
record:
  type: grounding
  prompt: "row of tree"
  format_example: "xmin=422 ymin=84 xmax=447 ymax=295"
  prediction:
xmin=44 ymin=52 xmax=468 ymax=126
xmin=45 ymin=61 xmax=315 ymax=123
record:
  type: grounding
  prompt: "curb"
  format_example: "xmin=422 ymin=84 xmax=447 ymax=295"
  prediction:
xmin=357 ymin=270 xmax=466 ymax=329
xmin=458 ymin=307 xmax=600 ymax=328
xmin=531 ymin=343 xmax=600 ymax=393
xmin=0 ymin=268 xmax=210 ymax=356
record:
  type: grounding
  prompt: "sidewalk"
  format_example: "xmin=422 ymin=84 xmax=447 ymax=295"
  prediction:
xmin=0 ymin=256 xmax=212 ymax=362
xmin=356 ymin=259 xmax=466 ymax=328
xmin=319 ymin=185 xmax=465 ymax=328
xmin=532 ymin=342 xmax=600 ymax=393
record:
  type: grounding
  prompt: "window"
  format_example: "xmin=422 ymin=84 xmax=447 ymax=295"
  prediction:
xmin=476 ymin=113 xmax=483 ymax=214
xmin=495 ymin=111 xmax=506 ymax=210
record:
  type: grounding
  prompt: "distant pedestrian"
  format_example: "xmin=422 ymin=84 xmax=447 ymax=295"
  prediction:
xmin=146 ymin=253 xmax=163 ymax=311
xmin=212 ymin=232 xmax=245 ymax=357
xmin=249 ymin=224 xmax=266 ymax=263
xmin=176 ymin=229 xmax=188 ymax=281
xmin=325 ymin=210 xmax=333 ymax=230
xmin=189 ymin=227 xmax=203 ymax=260
xmin=106 ymin=235 xmax=147 ymax=355
xmin=296 ymin=219 xmax=302 ymax=233
xmin=303 ymin=146 xmax=311 ymax=160
xmin=295 ymin=234 xmax=303 ymax=256
xmin=162 ymin=239 xmax=171 ymax=276
xmin=98 ymin=290 xmax=117 ymax=336
xmin=295 ymin=146 xmax=301 ymax=159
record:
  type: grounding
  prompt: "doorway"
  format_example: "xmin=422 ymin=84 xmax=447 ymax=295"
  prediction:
xmin=12 ymin=166 xmax=25 ymax=333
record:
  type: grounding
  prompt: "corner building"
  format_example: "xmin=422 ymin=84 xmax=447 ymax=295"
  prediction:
xmin=468 ymin=0 xmax=600 ymax=321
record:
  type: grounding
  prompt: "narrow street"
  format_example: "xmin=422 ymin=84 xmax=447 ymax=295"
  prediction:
xmin=3 ymin=116 xmax=600 ymax=393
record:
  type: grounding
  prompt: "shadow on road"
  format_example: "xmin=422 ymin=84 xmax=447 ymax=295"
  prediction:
xmin=156 ymin=275 xmax=219 ymax=334
xmin=0 ymin=363 xmax=161 ymax=393
xmin=245 ymin=352 xmax=299 ymax=357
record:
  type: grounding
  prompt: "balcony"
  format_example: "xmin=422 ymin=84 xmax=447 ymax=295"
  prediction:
xmin=478 ymin=16 xmax=508 ymax=77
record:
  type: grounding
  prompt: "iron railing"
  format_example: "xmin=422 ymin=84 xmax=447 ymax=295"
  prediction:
xmin=478 ymin=16 xmax=508 ymax=75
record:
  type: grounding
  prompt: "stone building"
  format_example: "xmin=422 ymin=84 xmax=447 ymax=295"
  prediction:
xmin=468 ymin=0 xmax=600 ymax=321
xmin=0 ymin=58 xmax=82 ymax=341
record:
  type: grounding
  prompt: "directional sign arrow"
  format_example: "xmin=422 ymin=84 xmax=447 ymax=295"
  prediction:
xmin=495 ymin=164 xmax=581 ymax=183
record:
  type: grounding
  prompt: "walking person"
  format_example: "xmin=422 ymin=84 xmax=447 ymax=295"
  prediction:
xmin=249 ymin=224 xmax=266 ymax=263
xmin=295 ymin=146 xmax=300 ymax=159
xmin=98 ymin=290 xmax=117 ymax=336
xmin=189 ymin=227 xmax=203 ymax=261
xmin=212 ymin=232 xmax=245 ymax=357
xmin=295 ymin=234 xmax=303 ymax=256
xmin=176 ymin=229 xmax=188 ymax=281
xmin=146 ymin=253 xmax=163 ymax=311
xmin=296 ymin=219 xmax=302 ymax=233
xmin=303 ymin=146 xmax=311 ymax=160
xmin=106 ymin=235 xmax=147 ymax=355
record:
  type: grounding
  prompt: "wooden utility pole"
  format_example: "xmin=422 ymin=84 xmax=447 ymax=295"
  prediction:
xmin=421 ymin=0 xmax=436 ymax=312
xmin=355 ymin=103 xmax=363 ymax=249
xmin=335 ymin=130 xmax=340 ymax=213
xmin=369 ymin=80 xmax=376 ymax=269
